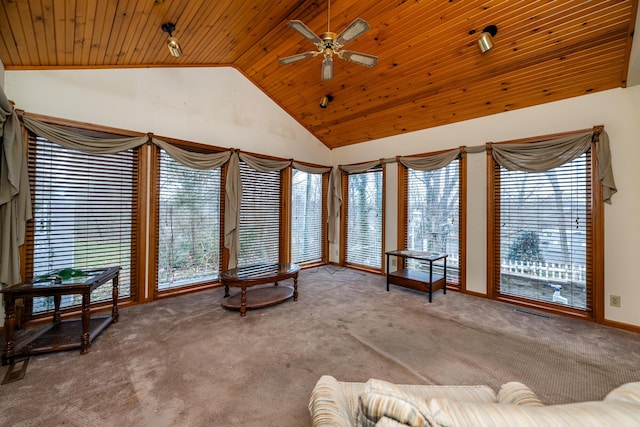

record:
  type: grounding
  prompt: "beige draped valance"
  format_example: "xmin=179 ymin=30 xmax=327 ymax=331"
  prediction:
xmin=23 ymin=116 xmax=148 ymax=154
xmin=399 ymin=149 xmax=461 ymax=171
xmin=489 ymin=130 xmax=616 ymax=204
xmin=152 ymin=137 xmax=232 ymax=170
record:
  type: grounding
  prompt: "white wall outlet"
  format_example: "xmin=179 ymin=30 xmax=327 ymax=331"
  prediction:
xmin=391 ymin=259 xmax=396 ymax=267
xmin=610 ymin=295 xmax=621 ymax=307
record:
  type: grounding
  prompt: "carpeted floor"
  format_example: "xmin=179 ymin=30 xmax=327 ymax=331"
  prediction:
xmin=1 ymin=266 xmax=639 ymax=426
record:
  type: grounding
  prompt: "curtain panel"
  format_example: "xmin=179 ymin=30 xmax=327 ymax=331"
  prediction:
xmin=0 ymin=92 xmax=32 ymax=285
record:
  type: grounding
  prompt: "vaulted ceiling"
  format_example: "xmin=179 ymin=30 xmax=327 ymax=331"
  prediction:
xmin=0 ymin=0 xmax=638 ymax=149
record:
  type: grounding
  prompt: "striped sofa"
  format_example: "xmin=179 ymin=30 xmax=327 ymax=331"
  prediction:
xmin=308 ymin=375 xmax=640 ymax=426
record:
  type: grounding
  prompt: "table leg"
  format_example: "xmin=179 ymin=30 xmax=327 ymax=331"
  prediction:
xmin=386 ymin=254 xmax=390 ymax=291
xmin=443 ymin=257 xmax=447 ymax=295
xmin=53 ymin=294 xmax=62 ymax=323
xmin=429 ymin=261 xmax=433 ymax=303
xmin=112 ymin=275 xmax=119 ymax=323
xmin=293 ymin=275 xmax=298 ymax=301
xmin=224 ymin=284 xmax=230 ymax=298
xmin=2 ymin=294 xmax=16 ymax=365
xmin=80 ymin=292 xmax=91 ymax=354
xmin=240 ymin=287 xmax=247 ymax=317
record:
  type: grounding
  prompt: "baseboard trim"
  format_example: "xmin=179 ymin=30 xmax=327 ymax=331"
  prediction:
xmin=602 ymin=319 xmax=640 ymax=333
xmin=463 ymin=289 xmax=489 ymax=298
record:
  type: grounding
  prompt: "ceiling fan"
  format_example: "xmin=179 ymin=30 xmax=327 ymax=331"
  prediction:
xmin=279 ymin=1 xmax=378 ymax=81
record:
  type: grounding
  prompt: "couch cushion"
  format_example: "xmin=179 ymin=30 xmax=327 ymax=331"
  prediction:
xmin=357 ymin=379 xmax=433 ymax=427
xmin=428 ymin=398 xmax=640 ymax=427
xmin=604 ymin=382 xmax=640 ymax=405
xmin=375 ymin=416 xmax=411 ymax=427
xmin=496 ymin=382 xmax=544 ymax=406
xmin=308 ymin=375 xmax=355 ymax=427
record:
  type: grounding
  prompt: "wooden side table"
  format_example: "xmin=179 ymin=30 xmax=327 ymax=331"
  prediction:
xmin=1 ymin=266 xmax=121 ymax=365
xmin=386 ymin=250 xmax=447 ymax=302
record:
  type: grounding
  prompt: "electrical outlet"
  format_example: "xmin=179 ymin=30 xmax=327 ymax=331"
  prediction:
xmin=391 ymin=259 xmax=396 ymax=267
xmin=610 ymin=295 xmax=621 ymax=307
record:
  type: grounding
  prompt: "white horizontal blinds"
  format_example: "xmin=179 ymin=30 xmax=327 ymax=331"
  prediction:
xmin=238 ymin=161 xmax=280 ymax=266
xmin=291 ymin=169 xmax=323 ymax=264
xmin=494 ymin=151 xmax=592 ymax=311
xmin=406 ymin=160 xmax=460 ymax=284
xmin=346 ymin=166 xmax=383 ymax=269
xmin=26 ymin=135 xmax=137 ymax=314
xmin=157 ymin=149 xmax=221 ymax=291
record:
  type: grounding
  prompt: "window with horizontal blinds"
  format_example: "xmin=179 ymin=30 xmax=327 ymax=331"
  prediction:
xmin=291 ymin=169 xmax=325 ymax=265
xmin=345 ymin=167 xmax=383 ymax=270
xmin=237 ymin=162 xmax=280 ymax=266
xmin=492 ymin=151 xmax=592 ymax=311
xmin=405 ymin=160 xmax=460 ymax=285
xmin=157 ymin=149 xmax=221 ymax=291
xmin=26 ymin=134 xmax=137 ymax=314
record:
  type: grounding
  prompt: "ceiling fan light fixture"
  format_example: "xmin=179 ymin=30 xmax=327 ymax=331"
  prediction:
xmin=161 ymin=22 xmax=182 ymax=58
xmin=321 ymin=56 xmax=334 ymax=81
xmin=478 ymin=25 xmax=498 ymax=53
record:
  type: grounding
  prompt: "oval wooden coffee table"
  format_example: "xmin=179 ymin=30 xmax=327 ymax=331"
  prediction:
xmin=221 ymin=263 xmax=300 ymax=316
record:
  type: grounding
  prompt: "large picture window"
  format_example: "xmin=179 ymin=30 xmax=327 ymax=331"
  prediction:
xmin=493 ymin=154 xmax=591 ymax=310
xmin=26 ymin=133 xmax=137 ymax=313
xmin=343 ymin=166 xmax=384 ymax=270
xmin=403 ymin=159 xmax=462 ymax=286
xmin=291 ymin=169 xmax=325 ymax=265
xmin=488 ymin=137 xmax=602 ymax=319
xmin=237 ymin=162 xmax=281 ymax=266
xmin=156 ymin=149 xmax=222 ymax=291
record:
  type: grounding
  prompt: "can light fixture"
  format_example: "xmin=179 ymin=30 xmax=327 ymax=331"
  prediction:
xmin=161 ymin=22 xmax=182 ymax=58
xmin=319 ymin=94 xmax=334 ymax=109
xmin=478 ymin=25 xmax=498 ymax=54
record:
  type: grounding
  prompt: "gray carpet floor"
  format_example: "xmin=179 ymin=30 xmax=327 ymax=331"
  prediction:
xmin=1 ymin=266 xmax=639 ymax=426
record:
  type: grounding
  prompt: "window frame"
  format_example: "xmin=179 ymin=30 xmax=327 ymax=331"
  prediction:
xmin=148 ymin=139 xmax=227 ymax=300
xmin=340 ymin=163 xmax=386 ymax=273
xmin=397 ymin=152 xmax=467 ymax=290
xmin=288 ymin=166 xmax=330 ymax=267
xmin=22 ymin=115 xmax=146 ymax=319
xmin=487 ymin=133 xmax=604 ymax=321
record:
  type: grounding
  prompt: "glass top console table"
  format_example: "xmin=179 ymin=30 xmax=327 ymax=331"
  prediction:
xmin=1 ymin=266 xmax=121 ymax=365
xmin=385 ymin=250 xmax=448 ymax=302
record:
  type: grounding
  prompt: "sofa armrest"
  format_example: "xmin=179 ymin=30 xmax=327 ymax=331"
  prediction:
xmin=309 ymin=375 xmax=356 ymax=427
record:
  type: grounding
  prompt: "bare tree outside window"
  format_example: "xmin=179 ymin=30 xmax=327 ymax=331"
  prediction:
xmin=157 ymin=150 xmax=221 ymax=290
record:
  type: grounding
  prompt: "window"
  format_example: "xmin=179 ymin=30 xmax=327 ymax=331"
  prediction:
xmin=26 ymin=133 xmax=137 ymax=314
xmin=490 ymin=149 xmax=595 ymax=314
xmin=403 ymin=159 xmax=462 ymax=286
xmin=156 ymin=149 xmax=222 ymax=291
xmin=291 ymin=169 xmax=325 ymax=265
xmin=343 ymin=166 xmax=384 ymax=270
xmin=237 ymin=162 xmax=280 ymax=266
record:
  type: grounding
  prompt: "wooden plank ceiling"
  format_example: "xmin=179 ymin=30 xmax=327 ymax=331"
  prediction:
xmin=1 ymin=0 xmax=637 ymax=149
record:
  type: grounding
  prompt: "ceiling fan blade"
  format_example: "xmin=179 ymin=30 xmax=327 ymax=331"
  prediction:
xmin=287 ymin=20 xmax=323 ymax=45
xmin=335 ymin=18 xmax=370 ymax=47
xmin=279 ymin=51 xmax=319 ymax=65
xmin=321 ymin=57 xmax=334 ymax=81
xmin=338 ymin=50 xmax=378 ymax=67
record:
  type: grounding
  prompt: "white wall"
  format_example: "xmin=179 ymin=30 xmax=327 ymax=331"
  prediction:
xmin=333 ymin=85 xmax=640 ymax=328
xmin=4 ymin=67 xmax=640 ymax=328
xmin=5 ymin=67 xmax=330 ymax=163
